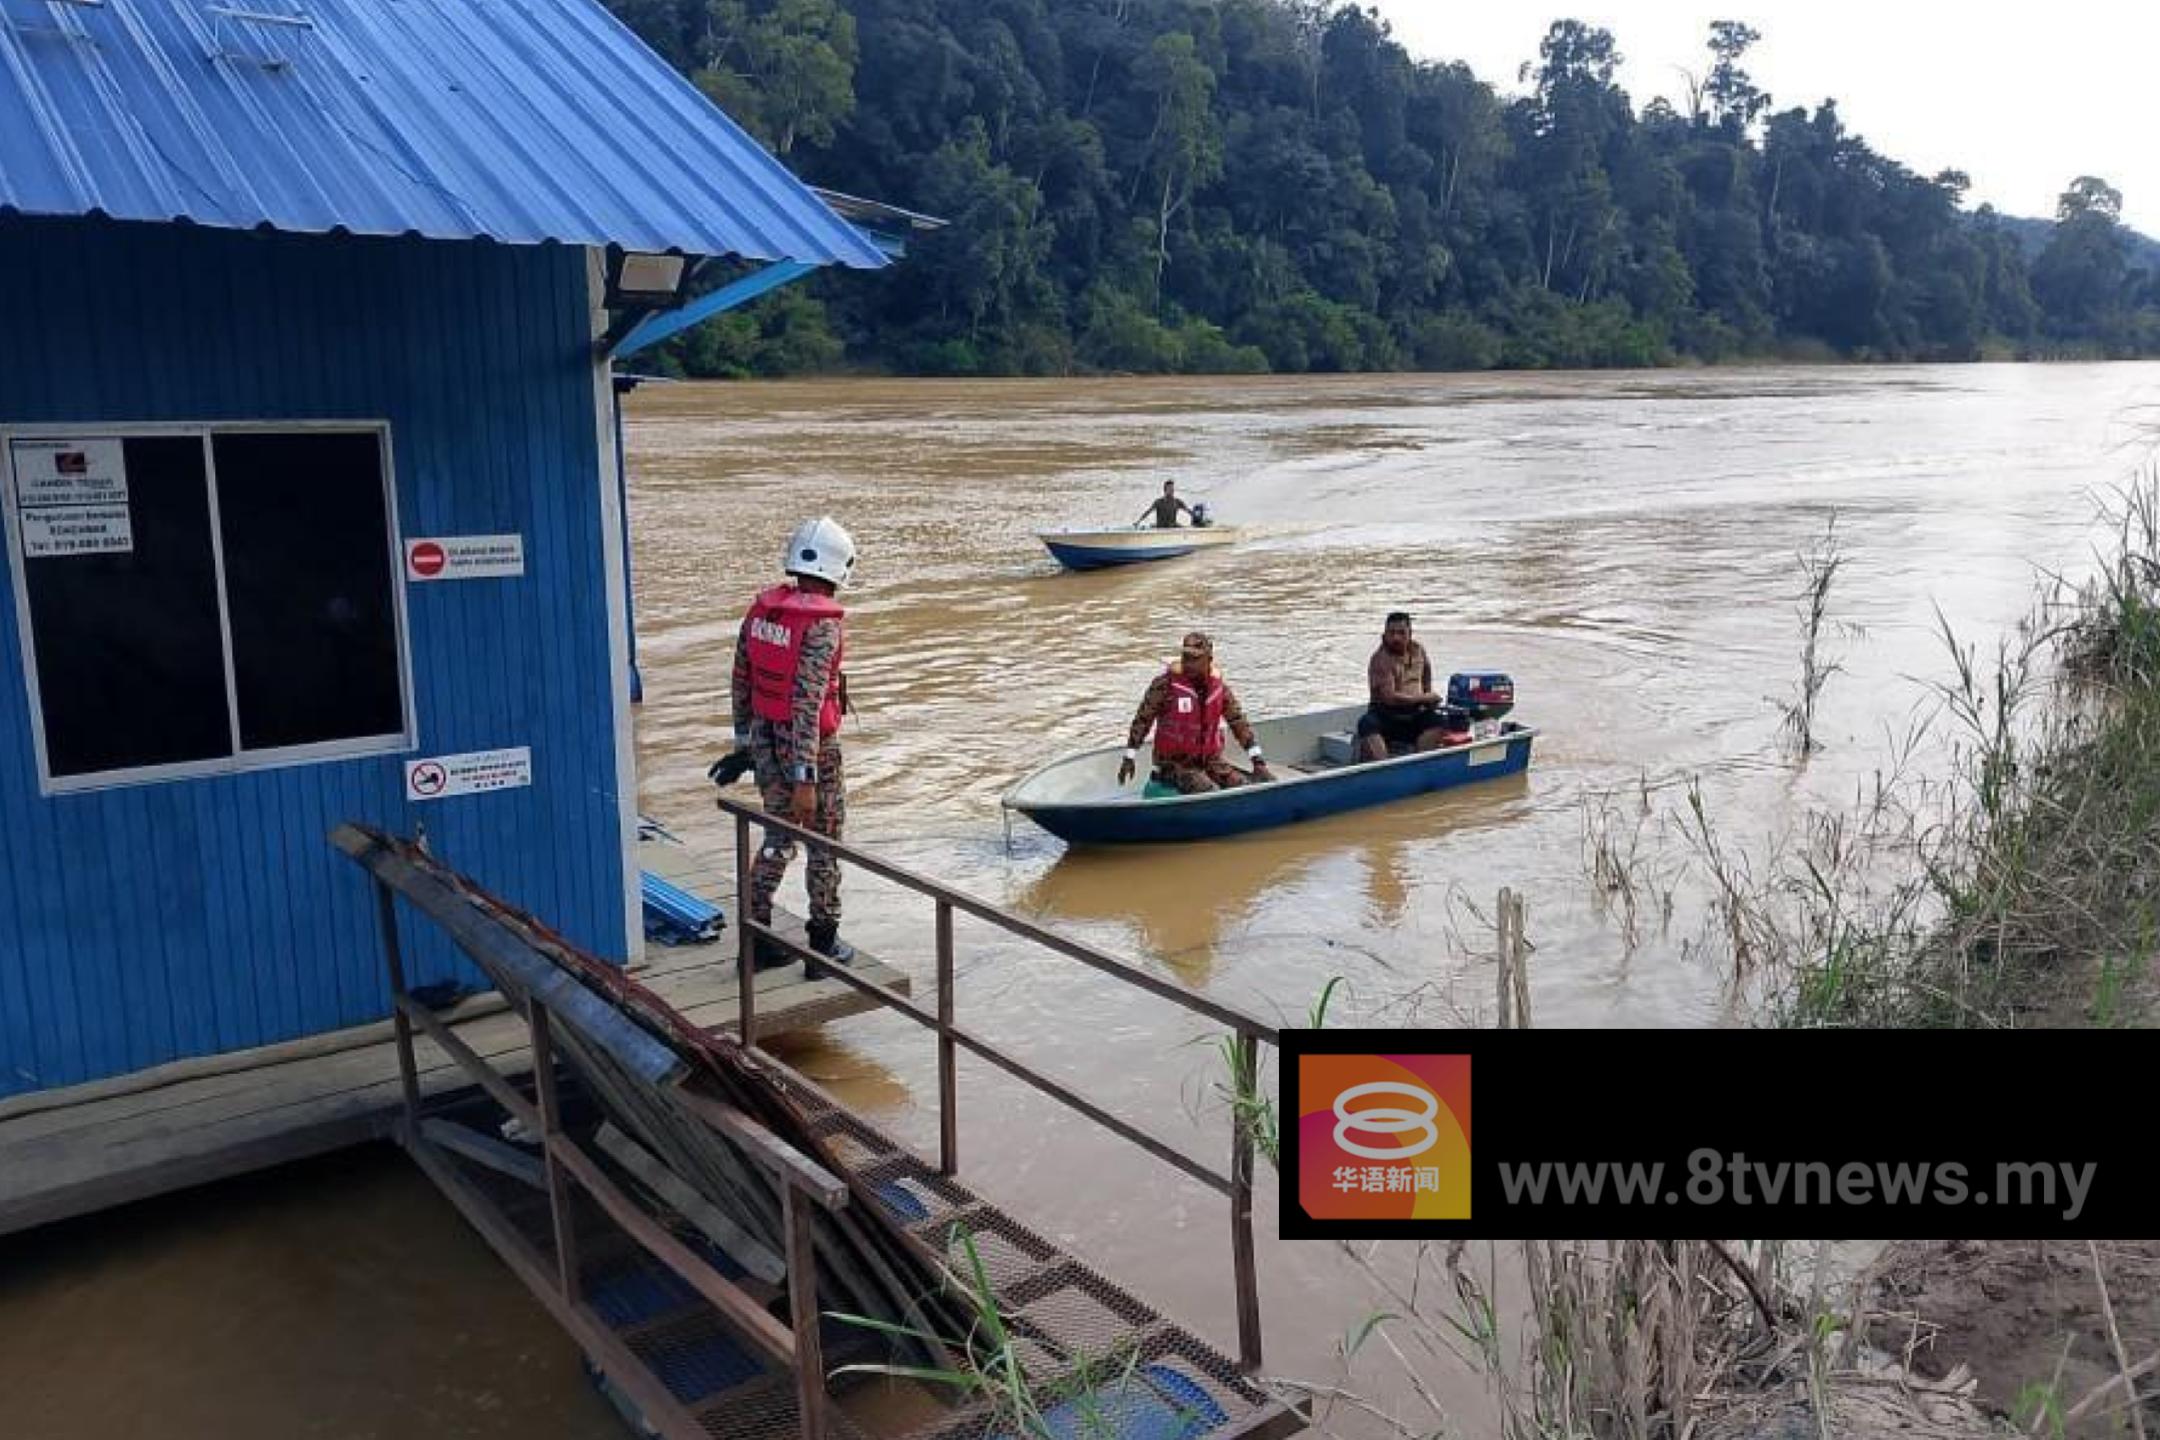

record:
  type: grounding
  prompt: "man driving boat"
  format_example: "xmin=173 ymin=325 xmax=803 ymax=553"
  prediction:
xmin=1359 ymin=611 xmax=1455 ymax=761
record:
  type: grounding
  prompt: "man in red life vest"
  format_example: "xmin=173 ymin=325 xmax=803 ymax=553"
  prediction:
xmin=1116 ymin=632 xmax=1277 ymax=793
xmin=727 ymin=517 xmax=857 ymax=973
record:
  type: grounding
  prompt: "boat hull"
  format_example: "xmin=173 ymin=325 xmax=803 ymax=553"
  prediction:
xmin=1037 ymin=527 xmax=1238 ymax=570
xmin=1003 ymin=710 xmax=1534 ymax=844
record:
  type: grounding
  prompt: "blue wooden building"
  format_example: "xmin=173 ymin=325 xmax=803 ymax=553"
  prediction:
xmin=0 ymin=0 xmax=884 ymax=1099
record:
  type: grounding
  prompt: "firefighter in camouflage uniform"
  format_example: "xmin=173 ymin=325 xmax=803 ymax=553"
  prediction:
xmin=724 ymin=516 xmax=858 ymax=974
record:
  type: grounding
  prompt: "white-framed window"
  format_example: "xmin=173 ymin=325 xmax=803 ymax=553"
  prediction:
xmin=2 ymin=422 xmax=416 ymax=795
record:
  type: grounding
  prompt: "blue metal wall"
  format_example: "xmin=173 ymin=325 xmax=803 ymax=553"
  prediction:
xmin=0 ymin=216 xmax=632 ymax=1098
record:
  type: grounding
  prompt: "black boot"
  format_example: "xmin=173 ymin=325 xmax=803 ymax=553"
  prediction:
xmin=803 ymin=920 xmax=856 ymax=980
xmin=748 ymin=919 xmax=793 ymax=972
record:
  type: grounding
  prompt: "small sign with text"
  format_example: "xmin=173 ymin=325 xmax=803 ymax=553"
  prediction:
xmin=404 ymin=746 xmax=532 ymax=802
xmin=404 ymin=534 xmax=525 ymax=582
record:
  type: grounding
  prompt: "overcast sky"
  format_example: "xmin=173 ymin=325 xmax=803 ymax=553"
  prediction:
xmin=1369 ymin=1 xmax=2160 ymax=236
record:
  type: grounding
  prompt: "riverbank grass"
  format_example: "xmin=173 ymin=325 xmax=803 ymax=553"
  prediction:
xmin=1779 ymin=472 xmax=2160 ymax=1028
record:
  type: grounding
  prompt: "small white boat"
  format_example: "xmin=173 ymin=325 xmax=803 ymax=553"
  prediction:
xmin=1037 ymin=524 xmax=1240 ymax=571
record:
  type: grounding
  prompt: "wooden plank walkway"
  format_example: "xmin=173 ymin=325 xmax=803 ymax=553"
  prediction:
xmin=0 ymin=834 xmax=907 ymax=1237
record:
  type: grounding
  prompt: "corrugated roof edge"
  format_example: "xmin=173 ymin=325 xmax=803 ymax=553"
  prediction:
xmin=0 ymin=0 xmax=890 ymax=269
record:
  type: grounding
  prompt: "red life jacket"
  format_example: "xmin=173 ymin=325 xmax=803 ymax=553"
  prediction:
xmin=1154 ymin=661 xmax=1226 ymax=762
xmin=743 ymin=583 xmax=846 ymax=737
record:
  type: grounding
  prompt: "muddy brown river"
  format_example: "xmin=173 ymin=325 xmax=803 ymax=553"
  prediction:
xmin=6 ymin=365 xmax=2156 ymax=1436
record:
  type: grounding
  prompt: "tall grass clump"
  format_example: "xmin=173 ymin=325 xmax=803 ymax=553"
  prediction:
xmin=833 ymin=1226 xmax=1185 ymax=1440
xmin=1567 ymin=458 xmax=2159 ymax=1027
xmin=1685 ymin=467 xmax=2160 ymax=1027
xmin=1926 ymin=471 xmax=2160 ymax=1021
xmin=1777 ymin=513 xmax=1852 ymax=755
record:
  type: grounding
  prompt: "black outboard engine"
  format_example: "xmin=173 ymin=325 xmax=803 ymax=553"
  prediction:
xmin=1446 ymin=672 xmax=1515 ymax=724
xmin=1190 ymin=501 xmax=1212 ymax=528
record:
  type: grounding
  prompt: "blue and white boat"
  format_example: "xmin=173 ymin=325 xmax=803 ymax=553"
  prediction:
xmin=1001 ymin=703 xmax=1536 ymax=845
xmin=1037 ymin=523 xmax=1240 ymax=570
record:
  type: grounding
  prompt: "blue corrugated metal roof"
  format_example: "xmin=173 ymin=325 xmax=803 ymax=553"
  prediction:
xmin=0 ymin=0 xmax=886 ymax=267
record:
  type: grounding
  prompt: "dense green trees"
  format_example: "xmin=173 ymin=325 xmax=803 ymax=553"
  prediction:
xmin=610 ymin=0 xmax=2160 ymax=376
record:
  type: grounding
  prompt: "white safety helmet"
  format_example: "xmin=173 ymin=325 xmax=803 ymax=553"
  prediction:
xmin=784 ymin=515 xmax=856 ymax=588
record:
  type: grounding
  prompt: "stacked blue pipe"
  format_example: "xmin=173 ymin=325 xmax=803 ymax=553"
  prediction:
xmin=640 ymin=871 xmax=725 ymax=945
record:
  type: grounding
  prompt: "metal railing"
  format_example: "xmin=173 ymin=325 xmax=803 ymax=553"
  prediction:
xmin=343 ymin=825 xmax=851 ymax=1440
xmin=719 ymin=793 xmax=1279 ymax=1371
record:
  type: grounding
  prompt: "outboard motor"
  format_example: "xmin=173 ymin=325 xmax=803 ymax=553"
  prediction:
xmin=1447 ymin=672 xmax=1515 ymax=724
xmin=1190 ymin=501 xmax=1212 ymax=528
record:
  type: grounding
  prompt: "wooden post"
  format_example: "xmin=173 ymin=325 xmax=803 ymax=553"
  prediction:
xmin=375 ymin=878 xmax=423 ymax=1136
xmin=531 ymin=1002 xmax=583 ymax=1304
xmin=1496 ymin=887 xmax=1513 ymax=1030
xmin=936 ymin=899 xmax=957 ymax=1177
xmin=785 ymin=1184 xmax=827 ymax=1440
xmin=735 ymin=810 xmax=757 ymax=1048
xmin=1229 ymin=1030 xmax=1262 ymax=1373
xmin=1515 ymin=892 xmax=1532 ymax=1028
xmin=1497 ymin=888 xmax=1532 ymax=1030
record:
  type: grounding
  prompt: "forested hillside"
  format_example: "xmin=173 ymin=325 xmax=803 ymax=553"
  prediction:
xmin=607 ymin=0 xmax=2160 ymax=376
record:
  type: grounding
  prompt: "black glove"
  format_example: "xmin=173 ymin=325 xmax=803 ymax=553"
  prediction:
xmin=708 ymin=748 xmax=755 ymax=787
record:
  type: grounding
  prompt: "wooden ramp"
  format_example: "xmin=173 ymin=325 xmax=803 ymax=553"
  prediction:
xmin=0 ymin=834 xmax=906 ymax=1237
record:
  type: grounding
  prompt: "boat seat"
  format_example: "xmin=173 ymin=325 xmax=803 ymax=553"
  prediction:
xmin=1317 ymin=730 xmax=1359 ymax=765
xmin=1142 ymin=765 xmax=1285 ymax=799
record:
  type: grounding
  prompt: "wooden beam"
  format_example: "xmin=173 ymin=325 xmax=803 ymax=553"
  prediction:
xmin=1228 ymin=1033 xmax=1262 ymax=1373
xmin=734 ymin=811 xmax=758 ymax=1047
xmin=548 ymin=1133 xmax=797 ymax=1364
xmin=936 ymin=900 xmax=957 ymax=1178
xmin=418 ymin=1118 xmax=546 ymax=1189
xmin=405 ymin=1132 xmax=713 ymax=1440
xmin=334 ymin=825 xmax=688 ymax=1087
xmin=532 ymin=1006 xmax=584 ymax=1307
xmin=396 ymin=995 xmax=542 ymax=1133
xmin=673 ymin=1089 xmax=850 ymax=1211
xmin=376 ymin=879 xmax=423 ymax=1130
xmin=785 ymin=1185 xmax=828 ymax=1440
xmin=593 ymin=1121 xmax=786 ymax=1285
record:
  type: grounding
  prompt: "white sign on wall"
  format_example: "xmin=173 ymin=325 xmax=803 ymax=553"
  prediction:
xmin=20 ymin=504 xmax=134 ymax=558
xmin=405 ymin=534 xmax=525 ymax=582
xmin=9 ymin=438 xmax=134 ymax=557
xmin=404 ymin=746 xmax=533 ymax=802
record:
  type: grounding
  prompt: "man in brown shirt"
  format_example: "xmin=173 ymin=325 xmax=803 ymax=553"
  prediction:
xmin=1359 ymin=612 xmax=1453 ymax=761
xmin=1117 ymin=632 xmax=1277 ymax=793
xmin=1136 ymin=479 xmax=1195 ymax=529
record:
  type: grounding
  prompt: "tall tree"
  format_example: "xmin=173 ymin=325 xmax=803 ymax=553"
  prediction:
xmin=2033 ymin=175 xmax=2130 ymax=337
xmin=1132 ymin=31 xmax=1222 ymax=292
xmin=692 ymin=0 xmax=859 ymax=155
xmin=1703 ymin=21 xmax=1770 ymax=134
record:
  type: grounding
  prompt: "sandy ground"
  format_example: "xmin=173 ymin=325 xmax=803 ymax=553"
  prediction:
xmin=1871 ymin=1239 xmax=2160 ymax=1436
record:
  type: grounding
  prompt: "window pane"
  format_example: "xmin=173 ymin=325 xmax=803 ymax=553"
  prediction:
xmin=16 ymin=436 xmax=233 ymax=778
xmin=212 ymin=431 xmax=406 ymax=752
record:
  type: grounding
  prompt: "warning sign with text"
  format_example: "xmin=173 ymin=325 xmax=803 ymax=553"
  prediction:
xmin=404 ymin=746 xmax=533 ymax=802
xmin=9 ymin=437 xmax=134 ymax=556
xmin=20 ymin=504 xmax=134 ymax=558
xmin=405 ymin=535 xmax=524 ymax=582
